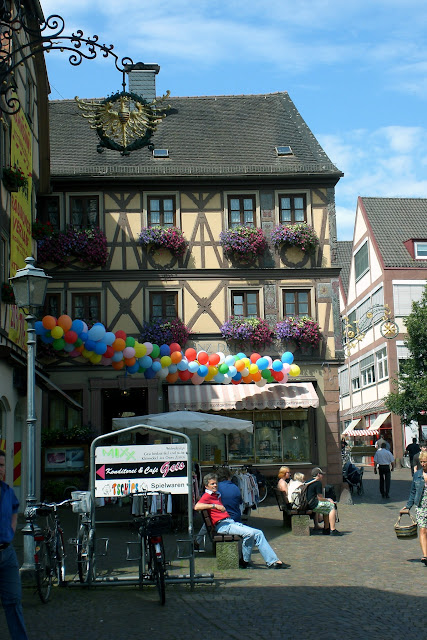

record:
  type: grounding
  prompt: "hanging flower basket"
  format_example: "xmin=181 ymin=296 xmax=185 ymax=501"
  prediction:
xmin=271 ymin=222 xmax=319 ymax=254
xmin=2 ymin=166 xmax=28 ymax=192
xmin=140 ymin=318 xmax=191 ymax=347
xmin=37 ymin=226 xmax=108 ymax=267
xmin=220 ymin=316 xmax=274 ymax=347
xmin=219 ymin=226 xmax=268 ymax=261
xmin=137 ymin=226 xmax=187 ymax=258
xmin=1 ymin=282 xmax=15 ymax=304
xmin=32 ymin=219 xmax=54 ymax=241
xmin=275 ymin=316 xmax=322 ymax=348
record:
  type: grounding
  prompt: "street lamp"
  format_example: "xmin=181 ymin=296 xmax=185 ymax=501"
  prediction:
xmin=9 ymin=256 xmax=51 ymax=573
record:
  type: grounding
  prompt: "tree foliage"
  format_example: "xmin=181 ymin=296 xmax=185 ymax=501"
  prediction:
xmin=385 ymin=283 xmax=427 ymax=423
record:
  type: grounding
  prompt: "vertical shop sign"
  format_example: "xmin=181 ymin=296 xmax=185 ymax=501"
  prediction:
xmin=8 ymin=109 xmax=32 ymax=350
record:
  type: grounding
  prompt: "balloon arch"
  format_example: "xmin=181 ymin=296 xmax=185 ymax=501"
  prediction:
xmin=36 ymin=315 xmax=301 ymax=386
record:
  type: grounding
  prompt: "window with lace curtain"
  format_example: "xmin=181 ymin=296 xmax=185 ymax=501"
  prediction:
xmin=70 ymin=196 xmax=99 ymax=229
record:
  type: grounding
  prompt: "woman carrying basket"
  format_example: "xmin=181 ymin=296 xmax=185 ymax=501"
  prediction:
xmin=400 ymin=450 xmax=427 ymax=565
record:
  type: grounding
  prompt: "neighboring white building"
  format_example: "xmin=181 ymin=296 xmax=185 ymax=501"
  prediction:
xmin=337 ymin=197 xmax=427 ymax=461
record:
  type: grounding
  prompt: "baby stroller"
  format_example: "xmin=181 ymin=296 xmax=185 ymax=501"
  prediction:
xmin=342 ymin=460 xmax=364 ymax=495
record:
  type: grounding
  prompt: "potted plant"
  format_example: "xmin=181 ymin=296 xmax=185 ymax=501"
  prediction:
xmin=140 ymin=318 xmax=191 ymax=347
xmin=32 ymin=219 xmax=54 ymax=241
xmin=220 ymin=316 xmax=274 ymax=347
xmin=275 ymin=316 xmax=322 ymax=351
xmin=2 ymin=166 xmax=28 ymax=192
xmin=219 ymin=226 xmax=268 ymax=262
xmin=271 ymin=222 xmax=319 ymax=254
xmin=137 ymin=226 xmax=187 ymax=258
xmin=37 ymin=226 xmax=108 ymax=268
xmin=1 ymin=283 xmax=15 ymax=304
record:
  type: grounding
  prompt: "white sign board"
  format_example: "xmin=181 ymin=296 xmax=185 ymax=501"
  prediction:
xmin=95 ymin=443 xmax=188 ymax=497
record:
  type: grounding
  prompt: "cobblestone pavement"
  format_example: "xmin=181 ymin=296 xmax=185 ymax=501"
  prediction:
xmin=2 ymin=467 xmax=426 ymax=639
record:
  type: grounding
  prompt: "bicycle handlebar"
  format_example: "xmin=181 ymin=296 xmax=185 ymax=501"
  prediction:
xmin=129 ymin=490 xmax=171 ymax=497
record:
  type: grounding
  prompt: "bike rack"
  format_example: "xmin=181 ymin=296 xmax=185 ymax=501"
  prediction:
xmin=66 ymin=424 xmax=214 ymax=589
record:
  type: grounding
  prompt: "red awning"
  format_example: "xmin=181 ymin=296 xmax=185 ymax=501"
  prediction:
xmin=168 ymin=382 xmax=319 ymax=412
xmin=345 ymin=430 xmax=379 ymax=436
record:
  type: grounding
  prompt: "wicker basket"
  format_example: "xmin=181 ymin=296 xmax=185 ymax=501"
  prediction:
xmin=394 ymin=512 xmax=418 ymax=539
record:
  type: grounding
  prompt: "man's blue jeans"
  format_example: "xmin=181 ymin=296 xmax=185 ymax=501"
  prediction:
xmin=0 ymin=546 xmax=29 ymax=640
xmin=215 ymin=518 xmax=279 ymax=565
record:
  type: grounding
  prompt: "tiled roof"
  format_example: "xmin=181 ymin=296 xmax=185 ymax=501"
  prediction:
xmin=49 ymin=92 xmax=342 ymax=179
xmin=361 ymin=197 xmax=427 ymax=268
xmin=335 ymin=241 xmax=352 ymax=297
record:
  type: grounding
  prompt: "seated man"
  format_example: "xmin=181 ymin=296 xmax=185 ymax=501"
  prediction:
xmin=306 ymin=467 xmax=341 ymax=536
xmin=195 ymin=472 xmax=288 ymax=569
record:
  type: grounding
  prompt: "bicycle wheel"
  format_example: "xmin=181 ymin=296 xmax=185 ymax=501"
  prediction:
xmin=149 ymin=544 xmax=166 ymax=605
xmin=258 ymin=484 xmax=268 ymax=503
xmin=55 ymin=530 xmax=66 ymax=584
xmin=35 ymin=539 xmax=53 ymax=603
xmin=77 ymin=524 xmax=91 ymax=583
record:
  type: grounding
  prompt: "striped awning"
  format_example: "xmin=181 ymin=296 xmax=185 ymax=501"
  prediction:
xmin=345 ymin=429 xmax=379 ymax=436
xmin=370 ymin=412 xmax=391 ymax=430
xmin=342 ymin=418 xmax=362 ymax=436
xmin=168 ymin=382 xmax=319 ymax=412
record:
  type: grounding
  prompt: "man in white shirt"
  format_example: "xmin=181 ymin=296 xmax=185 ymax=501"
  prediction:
xmin=373 ymin=443 xmax=395 ymax=499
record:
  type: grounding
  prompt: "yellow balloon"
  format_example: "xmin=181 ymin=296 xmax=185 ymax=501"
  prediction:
xmin=160 ymin=355 xmax=172 ymax=368
xmin=242 ymin=358 xmax=250 ymax=367
xmin=289 ymin=364 xmax=301 ymax=377
xmin=134 ymin=342 xmax=146 ymax=358
xmin=90 ymin=353 xmax=102 ymax=364
xmin=205 ymin=366 xmax=218 ymax=381
xmin=82 ymin=349 xmax=93 ymax=359
xmin=51 ymin=326 xmax=64 ymax=339
xmin=249 ymin=363 xmax=258 ymax=375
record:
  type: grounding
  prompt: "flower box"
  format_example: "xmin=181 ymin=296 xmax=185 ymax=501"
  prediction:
xmin=2 ymin=166 xmax=28 ymax=192
xmin=32 ymin=219 xmax=54 ymax=241
xmin=275 ymin=316 xmax=322 ymax=348
xmin=137 ymin=226 xmax=187 ymax=258
xmin=221 ymin=317 xmax=274 ymax=347
xmin=271 ymin=222 xmax=319 ymax=254
xmin=219 ymin=226 xmax=268 ymax=261
xmin=140 ymin=318 xmax=191 ymax=347
xmin=37 ymin=226 xmax=108 ymax=268
xmin=1 ymin=283 xmax=15 ymax=304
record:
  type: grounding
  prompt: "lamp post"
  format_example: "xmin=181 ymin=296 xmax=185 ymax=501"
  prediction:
xmin=9 ymin=256 xmax=51 ymax=573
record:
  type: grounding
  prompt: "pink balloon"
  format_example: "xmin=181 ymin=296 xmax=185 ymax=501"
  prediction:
xmin=282 ymin=363 xmax=291 ymax=374
xmin=143 ymin=342 xmax=153 ymax=355
xmin=191 ymin=373 xmax=204 ymax=385
xmin=101 ymin=356 xmax=113 ymax=366
xmin=123 ymin=347 xmax=136 ymax=358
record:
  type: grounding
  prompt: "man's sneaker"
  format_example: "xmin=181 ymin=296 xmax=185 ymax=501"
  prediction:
xmin=330 ymin=529 xmax=343 ymax=536
xmin=239 ymin=559 xmax=253 ymax=569
xmin=322 ymin=528 xmax=330 ymax=535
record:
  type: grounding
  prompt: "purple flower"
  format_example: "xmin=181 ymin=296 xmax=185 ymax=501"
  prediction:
xmin=271 ymin=223 xmax=319 ymax=254
xmin=220 ymin=316 xmax=274 ymax=346
xmin=140 ymin=318 xmax=191 ymax=347
xmin=219 ymin=227 xmax=268 ymax=258
xmin=137 ymin=226 xmax=187 ymax=257
xmin=37 ymin=226 xmax=108 ymax=267
xmin=275 ymin=316 xmax=322 ymax=347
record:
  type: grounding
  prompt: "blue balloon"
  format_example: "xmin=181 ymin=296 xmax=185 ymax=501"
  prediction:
xmin=177 ymin=358 xmax=189 ymax=371
xmin=232 ymin=372 xmax=242 ymax=381
xmin=235 ymin=352 xmax=246 ymax=360
xmin=225 ymin=355 xmax=235 ymax=366
xmin=79 ymin=331 xmax=88 ymax=343
xmin=256 ymin=357 xmax=269 ymax=370
xmin=198 ymin=365 xmax=208 ymax=377
xmin=188 ymin=361 xmax=199 ymax=373
xmin=95 ymin=342 xmax=107 ymax=355
xmin=104 ymin=332 xmax=115 ymax=346
xmin=281 ymin=352 xmax=294 ymax=364
xmin=35 ymin=321 xmax=46 ymax=335
xmin=85 ymin=339 xmax=96 ymax=352
xmin=140 ymin=355 xmax=153 ymax=369
xmin=159 ymin=344 xmax=171 ymax=356
xmin=272 ymin=359 xmax=283 ymax=372
xmin=127 ymin=362 xmax=140 ymax=374
xmin=88 ymin=324 xmax=105 ymax=341
xmin=214 ymin=373 xmax=225 ymax=383
xmin=71 ymin=319 xmax=84 ymax=334
xmin=228 ymin=365 xmax=237 ymax=377
xmin=41 ymin=335 xmax=54 ymax=344
xmin=169 ymin=364 xmax=178 ymax=374
xmin=152 ymin=361 xmax=162 ymax=372
xmin=144 ymin=367 xmax=156 ymax=379
xmin=112 ymin=351 xmax=123 ymax=362
xmin=63 ymin=343 xmax=75 ymax=352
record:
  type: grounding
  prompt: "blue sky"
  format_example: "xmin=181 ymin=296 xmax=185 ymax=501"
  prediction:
xmin=41 ymin=0 xmax=427 ymax=240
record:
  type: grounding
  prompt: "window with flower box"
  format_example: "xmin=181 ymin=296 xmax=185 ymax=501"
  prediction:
xmin=72 ymin=293 xmax=101 ymax=323
xmin=360 ymin=354 xmax=375 ymax=387
xmin=376 ymin=347 xmax=388 ymax=380
xmin=44 ymin=293 xmax=61 ymax=318
xmin=279 ymin=194 xmax=306 ymax=223
xmin=231 ymin=291 xmax=259 ymax=318
xmin=70 ymin=196 xmax=99 ymax=229
xmin=37 ymin=196 xmax=60 ymax=230
xmin=147 ymin=196 xmax=176 ymax=227
xmin=149 ymin=291 xmax=178 ymax=321
xmin=227 ymin=196 xmax=256 ymax=227
xmin=282 ymin=289 xmax=310 ymax=317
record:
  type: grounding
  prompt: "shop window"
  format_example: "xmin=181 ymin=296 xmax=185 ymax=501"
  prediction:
xmin=44 ymin=293 xmax=61 ymax=318
xmin=255 ymin=412 xmax=282 ymax=463
xmin=360 ymin=354 xmax=375 ymax=387
xmin=72 ymin=293 xmax=101 ymax=323
xmin=199 ymin=432 xmax=226 ymax=464
xmin=351 ymin=363 xmax=360 ymax=391
xmin=227 ymin=431 xmax=254 ymax=463
xmin=281 ymin=411 xmax=310 ymax=462
xmin=354 ymin=242 xmax=369 ymax=281
xmin=279 ymin=194 xmax=306 ymax=223
xmin=70 ymin=196 xmax=99 ymax=229
xmin=227 ymin=195 xmax=255 ymax=227
xmin=147 ymin=196 xmax=176 ymax=227
xmin=376 ymin=347 xmax=388 ymax=380
xmin=283 ymin=289 xmax=310 ymax=317
xmin=231 ymin=291 xmax=259 ymax=317
xmin=37 ymin=196 xmax=60 ymax=231
xmin=149 ymin=291 xmax=178 ymax=321
xmin=47 ymin=390 xmax=83 ymax=432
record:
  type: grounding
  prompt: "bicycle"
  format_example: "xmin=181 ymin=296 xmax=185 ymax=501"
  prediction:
xmin=128 ymin=491 xmax=171 ymax=605
xmin=69 ymin=490 xmax=97 ymax=584
xmin=27 ymin=498 xmax=73 ymax=603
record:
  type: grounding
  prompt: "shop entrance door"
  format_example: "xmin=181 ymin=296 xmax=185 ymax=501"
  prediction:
xmin=102 ymin=388 xmax=148 ymax=434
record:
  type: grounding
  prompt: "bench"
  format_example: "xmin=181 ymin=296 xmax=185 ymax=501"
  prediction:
xmin=200 ymin=509 xmax=242 ymax=570
xmin=274 ymin=488 xmax=313 ymax=536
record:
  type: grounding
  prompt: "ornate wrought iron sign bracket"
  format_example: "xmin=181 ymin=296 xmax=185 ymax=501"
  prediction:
xmin=343 ymin=304 xmax=399 ymax=356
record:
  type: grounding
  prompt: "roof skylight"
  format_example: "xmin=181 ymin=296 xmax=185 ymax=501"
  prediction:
xmin=275 ymin=146 xmax=293 ymax=156
xmin=153 ymin=149 xmax=169 ymax=158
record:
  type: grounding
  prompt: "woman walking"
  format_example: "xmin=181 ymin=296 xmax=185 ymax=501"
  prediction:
xmin=400 ymin=450 xmax=427 ymax=565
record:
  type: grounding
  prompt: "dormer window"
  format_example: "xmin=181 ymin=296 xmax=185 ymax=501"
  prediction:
xmin=415 ymin=241 xmax=427 ymax=259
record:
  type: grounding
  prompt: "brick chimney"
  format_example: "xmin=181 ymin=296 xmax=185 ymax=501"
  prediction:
xmin=127 ymin=63 xmax=160 ymax=102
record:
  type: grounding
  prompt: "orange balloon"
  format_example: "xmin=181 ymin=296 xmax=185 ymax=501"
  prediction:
xmin=113 ymin=338 xmax=126 ymax=351
xmin=124 ymin=357 xmax=136 ymax=367
xmin=252 ymin=371 xmax=262 ymax=382
xmin=42 ymin=315 xmax=57 ymax=330
xmin=170 ymin=351 xmax=182 ymax=364
xmin=57 ymin=315 xmax=72 ymax=331
xmin=75 ymin=344 xmax=85 ymax=353
xmin=112 ymin=360 xmax=124 ymax=370
xmin=242 ymin=374 xmax=253 ymax=383
xmin=235 ymin=359 xmax=245 ymax=372
xmin=166 ymin=372 xmax=179 ymax=383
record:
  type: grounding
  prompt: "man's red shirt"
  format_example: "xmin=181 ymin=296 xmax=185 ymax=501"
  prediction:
xmin=198 ymin=491 xmax=230 ymax=527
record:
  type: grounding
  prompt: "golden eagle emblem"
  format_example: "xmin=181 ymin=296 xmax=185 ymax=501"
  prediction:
xmin=75 ymin=90 xmax=170 ymax=155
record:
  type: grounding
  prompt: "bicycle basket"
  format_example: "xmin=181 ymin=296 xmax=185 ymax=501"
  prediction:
xmin=71 ymin=491 xmax=92 ymax=514
xmin=394 ymin=512 xmax=418 ymax=539
xmin=144 ymin=514 xmax=173 ymax=536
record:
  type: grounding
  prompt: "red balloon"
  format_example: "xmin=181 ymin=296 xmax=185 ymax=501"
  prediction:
xmin=208 ymin=353 xmax=220 ymax=366
xmin=231 ymin=378 xmax=242 ymax=385
xmin=169 ymin=343 xmax=181 ymax=353
xmin=178 ymin=370 xmax=192 ymax=381
xmin=250 ymin=353 xmax=261 ymax=363
xmin=105 ymin=345 xmax=114 ymax=358
xmin=64 ymin=330 xmax=78 ymax=344
xmin=185 ymin=348 xmax=197 ymax=361
xmin=197 ymin=351 xmax=209 ymax=365
xmin=115 ymin=330 xmax=127 ymax=340
xmin=272 ymin=371 xmax=284 ymax=381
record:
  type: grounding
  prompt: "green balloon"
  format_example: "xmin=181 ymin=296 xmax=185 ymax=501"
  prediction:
xmin=126 ymin=336 xmax=135 ymax=347
xmin=219 ymin=363 xmax=229 ymax=374
xmin=75 ymin=338 xmax=83 ymax=347
xmin=261 ymin=369 xmax=271 ymax=379
xmin=52 ymin=338 xmax=65 ymax=351
xmin=151 ymin=344 xmax=160 ymax=358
